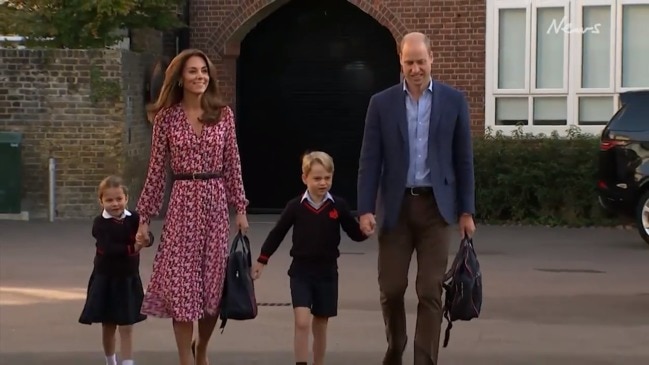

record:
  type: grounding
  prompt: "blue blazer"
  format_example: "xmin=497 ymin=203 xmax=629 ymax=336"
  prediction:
xmin=357 ymin=81 xmax=475 ymax=231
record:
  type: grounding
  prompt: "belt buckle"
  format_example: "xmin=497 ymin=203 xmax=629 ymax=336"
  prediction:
xmin=192 ymin=172 xmax=197 ymax=180
xmin=409 ymin=187 xmax=420 ymax=196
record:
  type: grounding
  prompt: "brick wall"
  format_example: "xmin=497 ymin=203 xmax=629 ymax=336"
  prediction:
xmin=120 ymin=51 xmax=156 ymax=212
xmin=0 ymin=49 xmax=156 ymax=219
xmin=130 ymin=28 xmax=178 ymax=58
xmin=189 ymin=0 xmax=486 ymax=134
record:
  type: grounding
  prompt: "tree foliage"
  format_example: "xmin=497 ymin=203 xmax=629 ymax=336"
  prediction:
xmin=0 ymin=0 xmax=185 ymax=49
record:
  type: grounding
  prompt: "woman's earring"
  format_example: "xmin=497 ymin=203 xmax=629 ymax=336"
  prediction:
xmin=178 ymin=81 xmax=183 ymax=87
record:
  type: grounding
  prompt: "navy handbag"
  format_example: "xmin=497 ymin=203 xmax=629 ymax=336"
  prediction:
xmin=219 ymin=231 xmax=258 ymax=332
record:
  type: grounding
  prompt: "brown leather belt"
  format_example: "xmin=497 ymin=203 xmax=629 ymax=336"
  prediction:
xmin=172 ymin=172 xmax=222 ymax=181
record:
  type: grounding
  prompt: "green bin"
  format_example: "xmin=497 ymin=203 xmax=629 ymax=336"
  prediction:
xmin=0 ymin=132 xmax=23 ymax=214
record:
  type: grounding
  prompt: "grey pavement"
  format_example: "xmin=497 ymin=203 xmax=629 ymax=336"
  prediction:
xmin=1 ymin=217 xmax=649 ymax=364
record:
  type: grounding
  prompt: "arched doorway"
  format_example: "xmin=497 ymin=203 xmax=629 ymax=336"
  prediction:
xmin=237 ymin=0 xmax=400 ymax=213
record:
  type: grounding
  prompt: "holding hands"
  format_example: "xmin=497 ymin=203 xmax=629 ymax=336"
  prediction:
xmin=136 ymin=223 xmax=150 ymax=245
xmin=359 ymin=212 xmax=476 ymax=239
xmin=359 ymin=213 xmax=376 ymax=236
xmin=135 ymin=223 xmax=154 ymax=251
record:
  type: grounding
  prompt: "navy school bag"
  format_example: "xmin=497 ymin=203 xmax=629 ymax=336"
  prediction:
xmin=442 ymin=237 xmax=482 ymax=347
xmin=218 ymin=231 xmax=258 ymax=332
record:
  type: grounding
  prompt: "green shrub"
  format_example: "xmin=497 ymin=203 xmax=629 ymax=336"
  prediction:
xmin=474 ymin=126 xmax=622 ymax=227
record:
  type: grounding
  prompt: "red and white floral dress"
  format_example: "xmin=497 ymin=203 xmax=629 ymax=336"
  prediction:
xmin=136 ymin=103 xmax=248 ymax=322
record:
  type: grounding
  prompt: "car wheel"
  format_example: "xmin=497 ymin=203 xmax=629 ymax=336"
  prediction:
xmin=635 ymin=191 xmax=649 ymax=246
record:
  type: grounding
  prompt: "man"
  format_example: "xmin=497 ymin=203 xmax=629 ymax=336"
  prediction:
xmin=357 ymin=32 xmax=476 ymax=365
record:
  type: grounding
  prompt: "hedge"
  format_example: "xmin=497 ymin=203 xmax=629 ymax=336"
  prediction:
xmin=473 ymin=126 xmax=623 ymax=227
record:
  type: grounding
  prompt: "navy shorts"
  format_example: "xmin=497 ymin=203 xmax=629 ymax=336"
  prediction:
xmin=290 ymin=273 xmax=338 ymax=318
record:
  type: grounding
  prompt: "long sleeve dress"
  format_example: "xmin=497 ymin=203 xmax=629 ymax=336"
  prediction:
xmin=136 ymin=104 xmax=248 ymax=322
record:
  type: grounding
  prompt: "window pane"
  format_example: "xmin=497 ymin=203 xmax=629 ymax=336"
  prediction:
xmin=533 ymin=97 xmax=567 ymax=125
xmin=582 ymin=6 xmax=611 ymax=88
xmin=536 ymin=7 xmax=565 ymax=89
xmin=578 ymin=96 xmax=614 ymax=125
xmin=498 ymin=9 xmax=527 ymax=89
xmin=622 ymin=5 xmax=649 ymax=88
xmin=496 ymin=97 xmax=528 ymax=125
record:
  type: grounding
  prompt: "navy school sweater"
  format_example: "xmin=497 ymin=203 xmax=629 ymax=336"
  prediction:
xmin=257 ymin=193 xmax=368 ymax=274
xmin=91 ymin=210 xmax=154 ymax=276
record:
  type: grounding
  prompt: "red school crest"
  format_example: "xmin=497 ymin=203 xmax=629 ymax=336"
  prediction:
xmin=329 ymin=209 xmax=338 ymax=219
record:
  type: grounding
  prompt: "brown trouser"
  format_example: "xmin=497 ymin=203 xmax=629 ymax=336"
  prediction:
xmin=378 ymin=190 xmax=451 ymax=365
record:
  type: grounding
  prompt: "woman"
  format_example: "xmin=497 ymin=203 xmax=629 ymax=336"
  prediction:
xmin=135 ymin=48 xmax=249 ymax=365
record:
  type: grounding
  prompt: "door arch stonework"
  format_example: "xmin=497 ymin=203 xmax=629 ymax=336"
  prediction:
xmin=206 ymin=0 xmax=408 ymax=59
xmin=190 ymin=0 xmax=486 ymax=136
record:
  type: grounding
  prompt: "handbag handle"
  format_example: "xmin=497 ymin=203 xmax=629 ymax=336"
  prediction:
xmin=443 ymin=237 xmax=473 ymax=281
xmin=230 ymin=230 xmax=252 ymax=264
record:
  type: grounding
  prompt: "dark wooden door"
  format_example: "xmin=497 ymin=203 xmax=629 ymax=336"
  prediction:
xmin=237 ymin=0 xmax=400 ymax=212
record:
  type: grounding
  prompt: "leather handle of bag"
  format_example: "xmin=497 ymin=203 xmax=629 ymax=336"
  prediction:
xmin=230 ymin=231 xmax=245 ymax=253
xmin=444 ymin=237 xmax=473 ymax=281
xmin=231 ymin=230 xmax=252 ymax=265
xmin=241 ymin=232 xmax=251 ymax=265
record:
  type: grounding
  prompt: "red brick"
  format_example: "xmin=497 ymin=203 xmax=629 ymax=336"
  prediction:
xmin=190 ymin=0 xmax=486 ymax=135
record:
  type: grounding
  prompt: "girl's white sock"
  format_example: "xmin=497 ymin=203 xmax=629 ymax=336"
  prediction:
xmin=122 ymin=360 xmax=134 ymax=365
xmin=105 ymin=354 xmax=117 ymax=365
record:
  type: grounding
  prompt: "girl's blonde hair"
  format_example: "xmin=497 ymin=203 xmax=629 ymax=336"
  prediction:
xmin=147 ymin=48 xmax=227 ymax=124
xmin=301 ymin=151 xmax=334 ymax=175
xmin=98 ymin=175 xmax=128 ymax=200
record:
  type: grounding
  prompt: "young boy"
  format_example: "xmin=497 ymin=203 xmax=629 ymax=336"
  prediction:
xmin=251 ymin=151 xmax=367 ymax=365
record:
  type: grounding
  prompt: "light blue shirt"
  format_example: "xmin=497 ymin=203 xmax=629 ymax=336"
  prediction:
xmin=404 ymin=80 xmax=433 ymax=187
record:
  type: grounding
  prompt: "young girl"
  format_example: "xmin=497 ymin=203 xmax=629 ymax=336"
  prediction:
xmin=79 ymin=175 xmax=153 ymax=365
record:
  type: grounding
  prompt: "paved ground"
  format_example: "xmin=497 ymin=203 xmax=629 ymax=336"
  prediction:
xmin=1 ymin=216 xmax=648 ymax=365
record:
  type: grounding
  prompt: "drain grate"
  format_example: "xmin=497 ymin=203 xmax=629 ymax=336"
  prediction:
xmin=257 ymin=302 xmax=292 ymax=307
xmin=535 ymin=268 xmax=605 ymax=274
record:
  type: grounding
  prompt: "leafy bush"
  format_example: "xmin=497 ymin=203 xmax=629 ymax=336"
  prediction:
xmin=474 ymin=126 xmax=622 ymax=227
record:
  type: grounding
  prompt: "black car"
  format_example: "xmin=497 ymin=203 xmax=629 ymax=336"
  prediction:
xmin=597 ymin=90 xmax=649 ymax=245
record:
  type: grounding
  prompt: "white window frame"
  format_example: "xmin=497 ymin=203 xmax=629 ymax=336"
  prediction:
xmin=487 ymin=0 xmax=533 ymax=135
xmin=531 ymin=0 xmax=570 ymax=94
xmin=616 ymin=0 xmax=649 ymax=92
xmin=485 ymin=0 xmax=649 ymax=136
xmin=574 ymin=0 xmax=616 ymax=95
xmin=573 ymin=0 xmax=619 ymax=127
xmin=492 ymin=0 xmax=532 ymax=95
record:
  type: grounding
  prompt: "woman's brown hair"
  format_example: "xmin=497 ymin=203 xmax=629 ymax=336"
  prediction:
xmin=146 ymin=48 xmax=227 ymax=124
